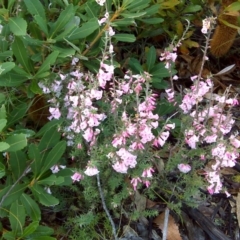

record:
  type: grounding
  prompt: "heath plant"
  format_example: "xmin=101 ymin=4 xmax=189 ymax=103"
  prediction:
xmin=0 ymin=0 xmax=238 ymax=239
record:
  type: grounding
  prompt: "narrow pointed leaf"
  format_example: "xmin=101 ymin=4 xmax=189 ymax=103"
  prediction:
xmin=9 ymin=200 xmax=26 ymax=235
xmin=146 ymin=46 xmax=156 ymax=71
xmin=29 ymin=144 xmax=42 ymax=177
xmin=22 ymin=221 xmax=39 ymax=237
xmin=113 ymin=34 xmax=136 ymax=42
xmin=9 ymin=151 xmax=27 ymax=179
xmin=39 ymin=141 xmax=66 ymax=176
xmin=23 ymin=0 xmax=46 ymax=19
xmin=20 ymin=194 xmax=41 ymax=221
xmin=0 ymin=62 xmax=15 ymax=75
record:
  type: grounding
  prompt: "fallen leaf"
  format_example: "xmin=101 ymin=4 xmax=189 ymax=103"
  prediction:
xmin=153 ymin=211 xmax=182 ymax=240
xmin=236 ymin=193 xmax=240 ymax=227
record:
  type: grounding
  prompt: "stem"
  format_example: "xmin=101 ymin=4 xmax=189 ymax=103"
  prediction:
xmin=82 ymin=8 xmax=122 ymax=56
xmin=162 ymin=208 xmax=170 ymax=240
xmin=97 ymin=173 xmax=118 ymax=240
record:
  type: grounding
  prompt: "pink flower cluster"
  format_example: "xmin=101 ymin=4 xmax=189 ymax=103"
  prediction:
xmin=179 ymin=76 xmax=239 ymax=194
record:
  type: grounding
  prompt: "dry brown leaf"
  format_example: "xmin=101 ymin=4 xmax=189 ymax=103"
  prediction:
xmin=153 ymin=211 xmax=182 ymax=240
xmin=236 ymin=193 xmax=240 ymax=227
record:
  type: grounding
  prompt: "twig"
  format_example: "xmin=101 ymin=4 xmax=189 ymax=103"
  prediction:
xmin=97 ymin=173 xmax=118 ymax=240
xmin=162 ymin=207 xmax=170 ymax=240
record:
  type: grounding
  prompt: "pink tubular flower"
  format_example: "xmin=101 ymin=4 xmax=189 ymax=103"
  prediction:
xmin=142 ymin=167 xmax=154 ymax=178
xmin=71 ymin=172 xmax=84 ymax=182
xmin=84 ymin=166 xmax=99 ymax=176
xmin=49 ymin=107 xmax=61 ymax=120
xmin=178 ymin=164 xmax=191 ymax=173
xmin=131 ymin=177 xmax=142 ymax=191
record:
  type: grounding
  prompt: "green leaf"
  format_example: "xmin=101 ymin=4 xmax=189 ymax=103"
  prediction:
xmin=49 ymin=4 xmax=75 ymax=38
xmin=67 ymin=18 xmax=99 ymax=41
xmin=150 ymin=62 xmax=172 ymax=78
xmin=0 ymin=183 xmax=28 ymax=207
xmin=0 ymin=93 xmax=5 ymax=104
xmin=0 ymin=119 xmax=7 ymax=132
xmin=0 ymin=72 xmax=28 ymax=87
xmin=20 ymin=194 xmax=41 ymax=221
xmin=29 ymin=144 xmax=42 ymax=177
xmin=0 ymin=162 xmax=5 ymax=178
xmin=5 ymin=134 xmax=27 ymax=152
xmin=9 ymin=200 xmax=26 ymax=235
xmin=7 ymin=103 xmax=28 ymax=127
xmin=225 ymin=1 xmax=240 ymax=12
xmin=9 ymin=17 xmax=27 ymax=36
xmin=9 ymin=151 xmax=27 ymax=179
xmin=139 ymin=18 xmax=164 ymax=24
xmin=22 ymin=221 xmax=39 ymax=238
xmin=183 ymin=5 xmax=201 ymax=13
xmin=36 ymin=119 xmax=63 ymax=137
xmin=0 ymin=142 xmax=10 ymax=152
xmin=0 ymin=62 xmax=15 ymax=75
xmin=2 ymin=231 xmax=16 ymax=240
xmin=12 ymin=36 xmax=33 ymax=74
xmin=128 ymin=58 xmax=144 ymax=73
xmin=38 ymin=175 xmax=64 ymax=186
xmin=0 ymin=104 xmax=6 ymax=119
xmin=38 ymin=127 xmax=61 ymax=152
xmin=111 ymin=18 xmax=136 ymax=27
xmin=39 ymin=141 xmax=66 ymax=176
xmin=23 ymin=0 xmax=46 ymax=19
xmin=34 ymin=51 xmax=59 ymax=78
xmin=120 ymin=12 xmax=147 ymax=18
xmin=27 ymin=225 xmax=54 ymax=239
xmin=113 ymin=34 xmax=136 ymax=42
xmin=34 ymin=15 xmax=48 ymax=35
xmin=127 ymin=0 xmax=150 ymax=11
xmin=146 ymin=46 xmax=156 ymax=71
xmin=31 ymin=185 xmax=59 ymax=206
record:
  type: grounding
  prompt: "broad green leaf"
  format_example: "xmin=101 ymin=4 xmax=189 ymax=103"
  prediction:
xmin=183 ymin=5 xmax=201 ymax=13
xmin=146 ymin=46 xmax=156 ymax=71
xmin=31 ymin=185 xmax=59 ymax=206
xmin=39 ymin=141 xmax=66 ymax=176
xmin=9 ymin=17 xmax=27 ymax=36
xmin=20 ymin=194 xmax=41 ymax=221
xmin=0 ymin=51 xmax=13 ymax=61
xmin=113 ymin=34 xmax=136 ymax=42
xmin=34 ymin=51 xmax=59 ymax=78
xmin=12 ymin=36 xmax=34 ymax=73
xmin=85 ymin=1 xmax=100 ymax=18
xmin=128 ymin=58 xmax=143 ymax=73
xmin=0 ymin=119 xmax=7 ymax=132
xmin=150 ymin=62 xmax=172 ymax=78
xmin=2 ymin=231 xmax=16 ymax=240
xmin=29 ymin=79 xmax=42 ymax=94
xmin=22 ymin=221 xmax=39 ymax=238
xmin=0 ymin=72 xmax=28 ymax=87
xmin=0 ymin=62 xmax=15 ymax=75
xmin=38 ymin=175 xmax=64 ymax=186
xmin=0 ymin=162 xmax=5 ymax=178
xmin=38 ymin=127 xmax=61 ymax=152
xmin=49 ymin=4 xmax=75 ymax=38
xmin=0 ymin=142 xmax=10 ymax=152
xmin=5 ymin=134 xmax=27 ymax=152
xmin=34 ymin=15 xmax=48 ymax=35
xmin=29 ymin=144 xmax=42 ymax=177
xmin=9 ymin=200 xmax=26 ymax=235
xmin=225 ymin=2 xmax=240 ymax=12
xmin=9 ymin=151 xmax=27 ymax=179
xmin=23 ymin=0 xmax=46 ymax=19
xmin=36 ymin=119 xmax=63 ymax=137
xmin=0 ymin=183 xmax=28 ymax=207
xmin=27 ymin=225 xmax=54 ymax=238
xmin=144 ymin=4 xmax=160 ymax=15
xmin=139 ymin=18 xmax=164 ymax=24
xmin=67 ymin=18 xmax=99 ymax=40
xmin=51 ymin=46 xmax=75 ymax=58
xmin=56 ymin=168 xmax=73 ymax=186
xmin=7 ymin=103 xmax=28 ymax=127
xmin=13 ymin=129 xmax=35 ymax=138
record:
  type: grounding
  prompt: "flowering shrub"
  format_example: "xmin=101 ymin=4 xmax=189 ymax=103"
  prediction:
xmin=0 ymin=0 xmax=238 ymax=239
